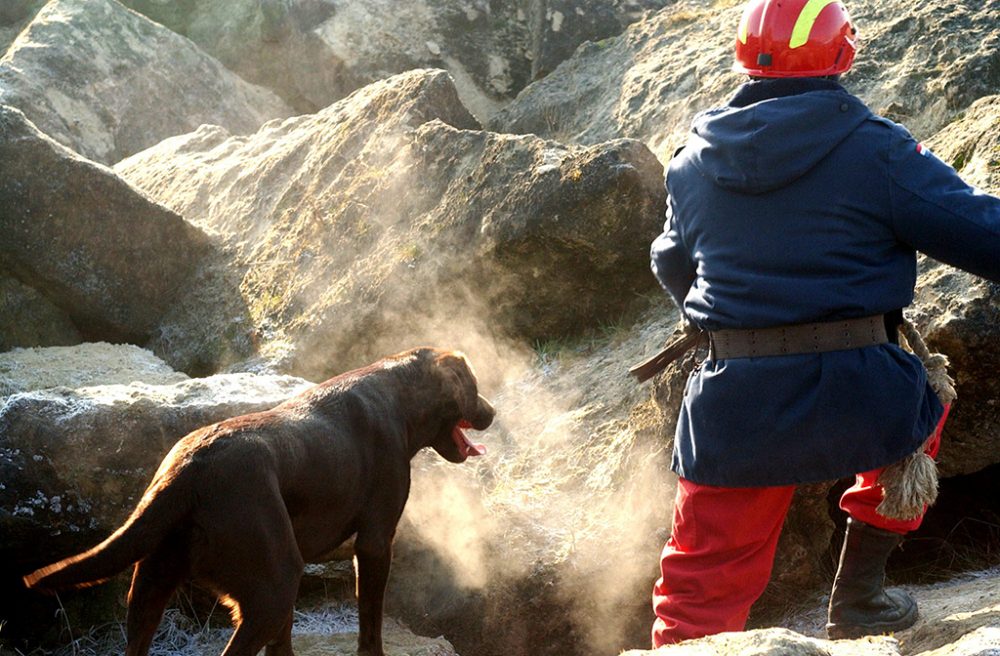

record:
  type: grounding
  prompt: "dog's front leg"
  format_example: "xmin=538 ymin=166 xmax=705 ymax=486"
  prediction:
xmin=356 ymin=544 xmax=392 ymax=656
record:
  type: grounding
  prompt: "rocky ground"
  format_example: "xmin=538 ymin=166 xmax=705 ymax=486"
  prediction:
xmin=1 ymin=0 xmax=999 ymax=655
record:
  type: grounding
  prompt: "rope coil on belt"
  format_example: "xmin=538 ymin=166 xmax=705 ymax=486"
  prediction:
xmin=629 ymin=314 xmax=956 ymax=521
xmin=875 ymin=318 xmax=957 ymax=521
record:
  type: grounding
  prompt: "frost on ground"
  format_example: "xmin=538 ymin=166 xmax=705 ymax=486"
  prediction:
xmin=26 ymin=602 xmax=442 ymax=656
xmin=0 ymin=343 xmax=187 ymax=397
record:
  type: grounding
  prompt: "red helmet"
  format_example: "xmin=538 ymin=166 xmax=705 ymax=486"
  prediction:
xmin=734 ymin=0 xmax=857 ymax=78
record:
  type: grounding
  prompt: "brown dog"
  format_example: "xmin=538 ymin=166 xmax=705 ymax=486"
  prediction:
xmin=23 ymin=347 xmax=495 ymax=656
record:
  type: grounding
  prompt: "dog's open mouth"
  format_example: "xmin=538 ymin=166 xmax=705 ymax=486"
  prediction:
xmin=453 ymin=420 xmax=486 ymax=459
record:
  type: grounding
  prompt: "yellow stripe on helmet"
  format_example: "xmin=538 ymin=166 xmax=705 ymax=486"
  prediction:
xmin=737 ymin=8 xmax=751 ymax=44
xmin=789 ymin=0 xmax=840 ymax=48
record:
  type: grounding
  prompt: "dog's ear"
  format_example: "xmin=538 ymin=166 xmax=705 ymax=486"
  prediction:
xmin=434 ymin=351 xmax=478 ymax=420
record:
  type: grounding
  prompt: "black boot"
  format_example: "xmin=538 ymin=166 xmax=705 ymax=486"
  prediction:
xmin=826 ymin=518 xmax=918 ymax=639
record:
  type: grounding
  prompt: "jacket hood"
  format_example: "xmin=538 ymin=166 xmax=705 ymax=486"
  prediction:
xmin=685 ymin=80 xmax=872 ymax=194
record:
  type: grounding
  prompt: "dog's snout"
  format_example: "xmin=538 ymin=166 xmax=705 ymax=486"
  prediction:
xmin=470 ymin=394 xmax=495 ymax=430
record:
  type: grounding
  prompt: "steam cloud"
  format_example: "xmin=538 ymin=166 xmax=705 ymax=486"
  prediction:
xmin=371 ymin=286 xmax=680 ymax=654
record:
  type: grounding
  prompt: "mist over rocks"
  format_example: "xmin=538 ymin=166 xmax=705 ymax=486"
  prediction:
xmin=0 ymin=105 xmax=211 ymax=344
xmin=0 ymin=0 xmax=291 ymax=164
xmin=490 ymin=0 xmax=1000 ymax=161
xmin=385 ymin=305 xmax=679 ymax=656
xmin=116 ymin=69 xmax=666 ymax=380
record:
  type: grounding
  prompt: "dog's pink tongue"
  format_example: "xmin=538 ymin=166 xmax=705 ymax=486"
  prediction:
xmin=456 ymin=420 xmax=486 ymax=457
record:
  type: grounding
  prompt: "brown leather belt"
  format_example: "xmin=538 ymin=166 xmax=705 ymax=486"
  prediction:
xmin=709 ymin=315 xmax=888 ymax=360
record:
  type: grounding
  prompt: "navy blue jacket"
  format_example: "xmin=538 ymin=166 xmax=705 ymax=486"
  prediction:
xmin=651 ymin=78 xmax=1000 ymax=487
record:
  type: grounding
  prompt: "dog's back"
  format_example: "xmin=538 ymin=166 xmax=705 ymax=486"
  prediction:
xmin=23 ymin=347 xmax=494 ymax=656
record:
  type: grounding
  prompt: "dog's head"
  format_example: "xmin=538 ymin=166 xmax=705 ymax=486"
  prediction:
xmin=427 ymin=350 xmax=495 ymax=463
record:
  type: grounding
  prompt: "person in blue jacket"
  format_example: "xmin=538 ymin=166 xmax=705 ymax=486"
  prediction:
xmin=648 ymin=0 xmax=1000 ymax=645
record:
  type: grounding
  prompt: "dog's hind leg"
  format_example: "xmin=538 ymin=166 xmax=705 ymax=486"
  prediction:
xmin=124 ymin=543 xmax=188 ymax=656
xmin=219 ymin=581 xmax=299 ymax=656
xmin=213 ymin=485 xmax=303 ymax=656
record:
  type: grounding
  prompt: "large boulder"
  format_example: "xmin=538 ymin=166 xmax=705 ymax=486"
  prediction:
xmin=0 ymin=275 xmax=81 ymax=353
xmin=0 ymin=0 xmax=291 ymax=164
xmin=120 ymin=0 xmax=349 ymax=114
xmin=491 ymin=0 xmax=1000 ymax=161
xmin=526 ymin=0 xmax=668 ymax=80
xmin=121 ymin=0 xmax=668 ymax=119
xmin=311 ymin=0 xmax=530 ymax=119
xmin=311 ymin=0 xmax=671 ymax=119
xmin=0 ymin=371 xmax=313 ymax=564
xmin=116 ymin=69 xmax=666 ymax=380
xmin=0 ymin=342 xmax=188 ymax=397
xmin=0 ymin=105 xmax=210 ymax=343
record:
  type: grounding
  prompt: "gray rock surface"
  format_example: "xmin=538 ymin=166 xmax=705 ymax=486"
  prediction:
xmin=0 ymin=105 xmax=210 ymax=343
xmin=491 ymin=0 xmax=1000 ymax=161
xmin=120 ymin=0 xmax=348 ymax=114
xmin=311 ymin=0 xmax=530 ymax=120
xmin=116 ymin=69 xmax=665 ymax=380
xmin=0 ymin=0 xmax=44 ymax=27
xmin=527 ymin=0 xmax=668 ymax=80
xmin=313 ymin=0 xmax=671 ymax=120
xmin=0 ymin=0 xmax=291 ymax=164
xmin=121 ymin=0 xmax=668 ymax=120
xmin=0 ymin=369 xmax=313 ymax=567
xmin=0 ymin=275 xmax=81 ymax=353
xmin=0 ymin=343 xmax=188 ymax=397
xmin=0 ymin=0 xmax=44 ymax=55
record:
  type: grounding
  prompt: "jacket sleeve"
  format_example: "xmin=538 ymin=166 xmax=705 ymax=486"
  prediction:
xmin=650 ymin=192 xmax=696 ymax=314
xmin=886 ymin=126 xmax=1000 ymax=282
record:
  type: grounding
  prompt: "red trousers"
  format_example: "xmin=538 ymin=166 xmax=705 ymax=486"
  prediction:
xmin=651 ymin=405 xmax=949 ymax=647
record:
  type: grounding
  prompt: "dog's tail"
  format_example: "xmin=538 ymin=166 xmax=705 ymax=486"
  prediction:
xmin=22 ymin=473 xmax=192 ymax=592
